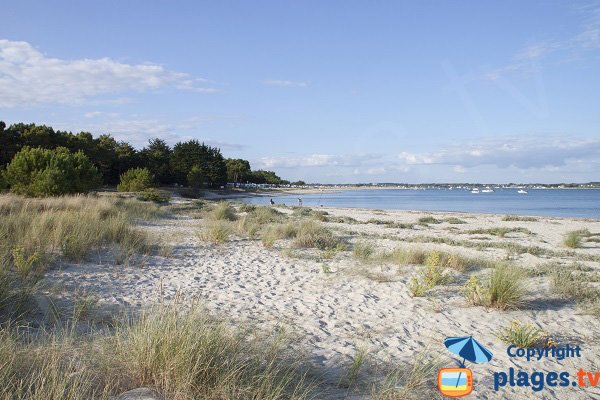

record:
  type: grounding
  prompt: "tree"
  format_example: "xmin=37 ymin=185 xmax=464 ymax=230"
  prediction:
xmin=140 ymin=138 xmax=173 ymax=184
xmin=171 ymin=140 xmax=227 ymax=187
xmin=225 ymin=159 xmax=251 ymax=183
xmin=249 ymin=170 xmax=283 ymax=185
xmin=4 ymin=147 xmax=102 ymax=197
xmin=187 ymin=165 xmax=203 ymax=189
xmin=117 ymin=167 xmax=156 ymax=192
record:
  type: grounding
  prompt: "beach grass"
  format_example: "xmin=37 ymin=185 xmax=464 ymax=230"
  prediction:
xmin=293 ymin=220 xmax=344 ymax=250
xmin=0 ymin=307 xmax=314 ymax=400
xmin=496 ymin=320 xmax=550 ymax=348
xmin=199 ymin=221 xmax=232 ymax=244
xmin=462 ymin=263 xmax=526 ymax=310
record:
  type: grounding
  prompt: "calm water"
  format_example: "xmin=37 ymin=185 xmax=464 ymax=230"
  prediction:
xmin=242 ymin=189 xmax=600 ymax=219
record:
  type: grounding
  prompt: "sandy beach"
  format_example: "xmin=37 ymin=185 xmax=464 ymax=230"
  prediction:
xmin=39 ymin=200 xmax=600 ymax=399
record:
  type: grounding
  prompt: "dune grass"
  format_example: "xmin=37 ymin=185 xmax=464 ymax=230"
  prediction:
xmin=293 ymin=221 xmax=345 ymax=250
xmin=199 ymin=221 xmax=232 ymax=244
xmin=466 ymin=227 xmax=533 ymax=237
xmin=210 ymin=202 xmax=238 ymax=221
xmin=502 ymin=215 xmax=539 ymax=222
xmin=374 ymin=351 xmax=445 ymax=400
xmin=550 ymin=267 xmax=600 ymax=315
xmin=496 ymin=320 xmax=551 ymax=348
xmin=352 ymin=241 xmax=375 ymax=261
xmin=563 ymin=231 xmax=583 ymax=249
xmin=0 ymin=307 xmax=315 ymax=400
xmin=0 ymin=194 xmax=161 ymax=320
xmin=462 ymin=263 xmax=526 ymax=310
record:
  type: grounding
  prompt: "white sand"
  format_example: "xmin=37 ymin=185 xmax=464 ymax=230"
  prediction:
xmin=42 ymin=205 xmax=600 ymax=399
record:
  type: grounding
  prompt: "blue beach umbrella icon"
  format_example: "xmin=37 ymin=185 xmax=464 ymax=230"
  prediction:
xmin=444 ymin=336 xmax=493 ymax=387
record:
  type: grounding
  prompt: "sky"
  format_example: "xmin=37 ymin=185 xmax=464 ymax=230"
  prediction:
xmin=1 ymin=1 xmax=599 ymax=184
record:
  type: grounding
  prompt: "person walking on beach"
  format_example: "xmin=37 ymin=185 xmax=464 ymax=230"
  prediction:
xmin=270 ymin=198 xmax=275 ymax=205
xmin=298 ymin=198 xmax=303 ymax=206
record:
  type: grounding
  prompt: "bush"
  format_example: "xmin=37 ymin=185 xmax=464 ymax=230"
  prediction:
xmin=137 ymin=188 xmax=170 ymax=204
xmin=117 ymin=167 xmax=156 ymax=192
xmin=187 ymin=165 xmax=203 ymax=189
xmin=4 ymin=147 xmax=101 ymax=197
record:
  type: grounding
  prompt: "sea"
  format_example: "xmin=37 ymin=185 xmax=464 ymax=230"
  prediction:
xmin=240 ymin=188 xmax=600 ymax=219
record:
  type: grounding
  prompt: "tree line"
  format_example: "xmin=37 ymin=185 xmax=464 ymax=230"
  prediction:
xmin=0 ymin=121 xmax=295 ymax=193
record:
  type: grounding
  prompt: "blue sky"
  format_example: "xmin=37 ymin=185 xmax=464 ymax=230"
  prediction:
xmin=1 ymin=1 xmax=599 ymax=183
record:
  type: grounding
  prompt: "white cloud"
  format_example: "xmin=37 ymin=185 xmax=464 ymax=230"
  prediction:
xmin=0 ymin=39 xmax=217 ymax=107
xmin=257 ymin=153 xmax=380 ymax=168
xmin=261 ymin=79 xmax=308 ymax=87
xmin=398 ymin=136 xmax=600 ymax=170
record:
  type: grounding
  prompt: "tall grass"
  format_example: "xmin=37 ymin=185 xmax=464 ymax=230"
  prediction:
xmin=462 ymin=263 xmax=526 ymax=310
xmin=293 ymin=221 xmax=344 ymax=250
xmin=210 ymin=202 xmax=237 ymax=221
xmin=0 ymin=194 xmax=160 ymax=319
xmin=564 ymin=230 xmax=584 ymax=248
xmin=0 ymin=307 xmax=314 ymax=400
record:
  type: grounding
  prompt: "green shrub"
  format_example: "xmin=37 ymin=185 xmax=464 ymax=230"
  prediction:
xmin=5 ymin=147 xmax=101 ymax=197
xmin=250 ymin=206 xmax=285 ymax=224
xmin=117 ymin=167 xmax=156 ymax=192
xmin=239 ymin=203 xmax=256 ymax=213
xmin=137 ymin=188 xmax=170 ymax=203
xmin=187 ymin=165 xmax=203 ymax=189
xmin=445 ymin=217 xmax=466 ymax=224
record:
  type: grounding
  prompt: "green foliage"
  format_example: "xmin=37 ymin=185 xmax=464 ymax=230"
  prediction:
xmin=137 ymin=188 xmax=171 ymax=203
xmin=249 ymin=169 xmax=284 ymax=184
xmin=225 ymin=158 xmax=251 ymax=183
xmin=0 ymin=121 xmax=295 ymax=188
xmin=187 ymin=165 xmax=204 ymax=189
xmin=5 ymin=146 xmax=101 ymax=197
xmin=117 ymin=167 xmax=156 ymax=192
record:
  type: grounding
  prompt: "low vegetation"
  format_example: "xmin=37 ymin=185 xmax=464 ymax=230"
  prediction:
xmin=550 ymin=267 xmax=600 ymax=316
xmin=0 ymin=307 xmax=314 ymax=400
xmin=117 ymin=167 xmax=156 ymax=192
xmin=497 ymin=320 xmax=552 ymax=348
xmin=293 ymin=221 xmax=345 ymax=250
xmin=417 ymin=216 xmax=442 ymax=225
xmin=466 ymin=227 xmax=533 ymax=237
xmin=502 ymin=215 xmax=539 ymax=222
xmin=462 ymin=263 xmax=526 ymax=310
xmin=199 ymin=221 xmax=232 ymax=244
xmin=353 ymin=241 xmax=376 ymax=261
xmin=563 ymin=229 xmax=591 ymax=248
xmin=210 ymin=202 xmax=238 ymax=221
